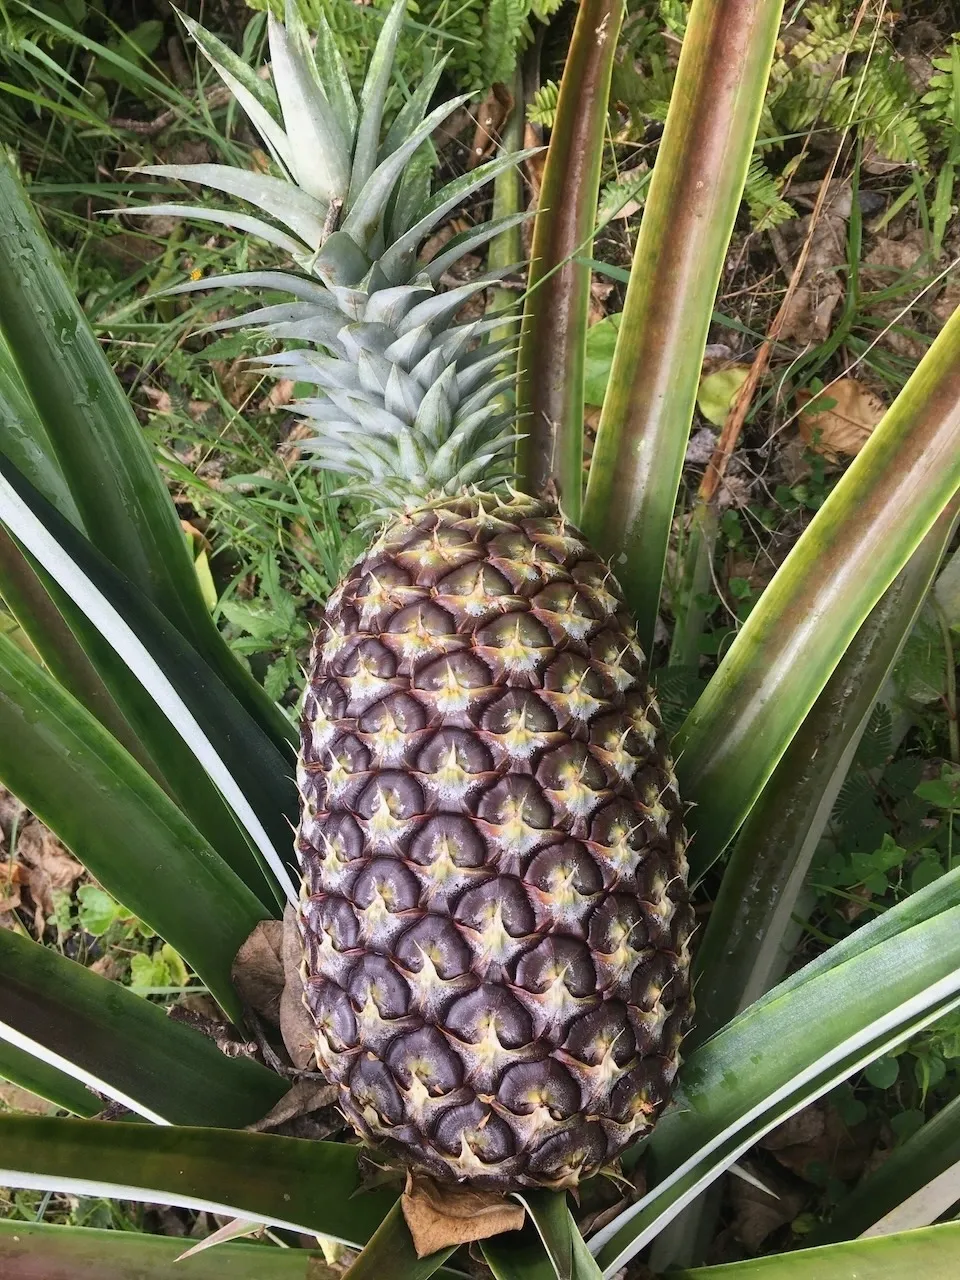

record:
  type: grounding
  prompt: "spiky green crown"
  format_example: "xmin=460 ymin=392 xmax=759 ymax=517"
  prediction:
xmin=121 ymin=0 xmax=533 ymax=510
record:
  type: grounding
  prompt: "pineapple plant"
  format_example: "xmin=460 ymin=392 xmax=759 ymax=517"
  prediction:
xmin=121 ymin=0 xmax=694 ymax=1189
xmin=2 ymin=0 xmax=960 ymax=1276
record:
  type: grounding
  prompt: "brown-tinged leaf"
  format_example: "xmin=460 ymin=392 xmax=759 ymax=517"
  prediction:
xmin=247 ymin=1078 xmax=338 ymax=1133
xmin=0 ymin=784 xmax=25 ymax=841
xmin=797 ymin=376 xmax=886 ymax=459
xmin=232 ymin=919 xmax=285 ymax=1023
xmin=281 ymin=903 xmax=316 ymax=1070
xmin=401 ymin=1171 xmax=525 ymax=1258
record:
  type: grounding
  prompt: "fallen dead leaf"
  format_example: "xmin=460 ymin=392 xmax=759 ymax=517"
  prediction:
xmin=728 ymin=1162 xmax=807 ymax=1251
xmin=0 ymin=1081 xmax=54 ymax=1115
xmin=247 ymin=1078 xmax=338 ymax=1134
xmin=401 ymin=1172 xmax=525 ymax=1258
xmin=469 ymin=83 xmax=514 ymax=169
xmin=281 ymin=903 xmax=317 ymax=1070
xmin=797 ymin=376 xmax=886 ymax=459
xmin=761 ymin=1100 xmax=875 ymax=1183
xmin=0 ymin=860 xmax=24 ymax=916
xmin=15 ymin=819 xmax=83 ymax=932
xmin=232 ymin=919 xmax=285 ymax=1024
xmin=774 ymin=212 xmax=848 ymax=345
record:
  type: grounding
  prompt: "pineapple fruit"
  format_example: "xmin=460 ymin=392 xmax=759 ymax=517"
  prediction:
xmin=136 ymin=0 xmax=693 ymax=1191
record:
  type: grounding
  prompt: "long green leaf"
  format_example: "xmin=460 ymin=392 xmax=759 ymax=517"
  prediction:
xmin=516 ymin=0 xmax=624 ymax=520
xmin=0 ymin=628 xmax=267 ymax=1019
xmin=0 ymin=1220 xmax=334 ymax=1280
xmin=581 ymin=0 xmax=783 ymax=643
xmin=0 ymin=1117 xmax=398 ymax=1247
xmin=0 ymin=454 xmax=298 ymax=903
xmin=0 ymin=929 xmax=286 ymax=1126
xmin=342 ymin=1203 xmax=455 ymax=1280
xmin=0 ymin=155 xmax=295 ymax=755
xmin=676 ymin=304 xmax=960 ymax=865
xmin=814 ymin=1094 xmax=960 ymax=1245
xmin=689 ymin=498 xmax=960 ymax=1040
xmin=589 ymin=903 xmax=960 ymax=1272
xmin=0 ymin=1036 xmax=100 ymax=1118
xmin=675 ymin=1222 xmax=960 ymax=1278
xmin=0 ymin=526 xmax=274 ymax=900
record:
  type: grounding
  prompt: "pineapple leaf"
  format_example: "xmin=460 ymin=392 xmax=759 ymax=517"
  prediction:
xmin=267 ymin=10 xmax=351 ymax=204
xmin=315 ymin=12 xmax=358 ymax=142
xmin=0 ymin=929 xmax=285 ymax=1126
xmin=176 ymin=11 xmax=294 ymax=178
xmin=0 ymin=1038 xmax=100 ymax=1120
xmin=0 ymin=456 xmax=299 ymax=907
xmin=423 ymin=211 xmax=532 ymax=284
xmin=348 ymin=0 xmax=409 ymax=205
xmin=162 ymin=269 xmax=334 ymax=304
xmin=380 ymin=56 xmax=449 ymax=162
xmin=380 ymin=148 xmax=542 ymax=280
xmin=339 ymin=1202 xmax=455 ymax=1280
xmin=0 ymin=1220 xmax=345 ymax=1279
xmin=340 ymin=92 xmax=473 ymax=246
xmin=0 ymin=624 xmax=269 ymax=1019
xmin=0 ymin=1117 xmax=398 ymax=1246
xmin=111 ymin=203 xmax=308 ymax=257
xmin=591 ymin=900 xmax=960 ymax=1272
xmin=133 ymin=164 xmax=329 ymax=249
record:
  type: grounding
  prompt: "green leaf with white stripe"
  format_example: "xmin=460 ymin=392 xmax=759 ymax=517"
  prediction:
xmin=0 ymin=1116 xmax=398 ymax=1246
xmin=0 ymin=628 xmax=269 ymax=1019
xmin=0 ymin=928 xmax=285 ymax=1126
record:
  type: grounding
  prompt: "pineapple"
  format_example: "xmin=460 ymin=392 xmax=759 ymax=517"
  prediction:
xmin=135 ymin=0 xmax=693 ymax=1191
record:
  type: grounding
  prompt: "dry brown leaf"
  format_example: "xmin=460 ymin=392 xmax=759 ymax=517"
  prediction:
xmin=761 ymin=1100 xmax=875 ymax=1183
xmin=797 ymin=377 xmax=885 ymax=459
xmin=0 ymin=860 xmax=24 ymax=915
xmin=775 ymin=213 xmax=848 ymax=344
xmin=728 ymin=1164 xmax=806 ymax=1252
xmin=401 ymin=1172 xmax=525 ymax=1258
xmin=232 ymin=920 xmax=285 ymax=1024
xmin=265 ymin=378 xmax=295 ymax=409
xmin=15 ymin=819 xmax=83 ymax=931
xmin=247 ymin=1078 xmax=338 ymax=1134
xmin=468 ymin=84 xmax=513 ymax=170
xmin=0 ymin=1081 xmax=54 ymax=1115
xmin=281 ymin=904 xmax=316 ymax=1070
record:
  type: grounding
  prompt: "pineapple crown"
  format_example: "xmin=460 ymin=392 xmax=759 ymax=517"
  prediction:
xmin=118 ymin=0 xmax=535 ymax=511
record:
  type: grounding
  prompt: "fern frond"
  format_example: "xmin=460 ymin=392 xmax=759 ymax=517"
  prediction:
xmin=528 ymin=80 xmax=559 ymax=128
xmin=743 ymin=156 xmax=796 ymax=230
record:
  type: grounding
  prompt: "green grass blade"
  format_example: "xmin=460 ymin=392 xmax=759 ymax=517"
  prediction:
xmin=0 ymin=629 xmax=268 ymax=1019
xmin=0 ymin=156 xmax=295 ymax=756
xmin=0 ymin=1221 xmax=333 ymax=1280
xmin=689 ymin=498 xmax=960 ymax=1040
xmin=676 ymin=307 xmax=960 ymax=864
xmin=342 ymin=1203 xmax=455 ymax=1280
xmin=0 ymin=455 xmax=298 ymax=904
xmin=581 ymin=0 xmax=783 ymax=644
xmin=813 ymin=1093 xmax=960 ymax=1245
xmin=674 ymin=1223 xmax=960 ymax=1278
xmin=0 ymin=929 xmax=285 ymax=1127
xmin=0 ymin=1117 xmax=398 ymax=1247
xmin=516 ymin=0 xmax=624 ymax=520
xmin=0 ymin=1036 xmax=100 ymax=1118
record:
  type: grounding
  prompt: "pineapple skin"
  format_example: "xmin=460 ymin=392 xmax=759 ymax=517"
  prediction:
xmin=297 ymin=492 xmax=693 ymax=1190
